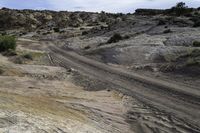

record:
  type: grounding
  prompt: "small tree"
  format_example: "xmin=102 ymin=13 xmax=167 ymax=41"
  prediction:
xmin=169 ymin=2 xmax=191 ymax=16
xmin=176 ymin=2 xmax=187 ymax=8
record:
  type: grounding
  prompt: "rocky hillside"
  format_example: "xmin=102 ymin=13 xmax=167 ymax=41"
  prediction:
xmin=0 ymin=7 xmax=126 ymax=31
xmin=0 ymin=3 xmax=200 ymax=133
xmin=0 ymin=4 xmax=199 ymax=76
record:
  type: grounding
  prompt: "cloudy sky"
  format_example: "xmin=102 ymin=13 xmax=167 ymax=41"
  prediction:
xmin=0 ymin=0 xmax=199 ymax=13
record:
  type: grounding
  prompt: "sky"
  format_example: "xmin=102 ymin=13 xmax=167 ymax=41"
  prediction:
xmin=0 ymin=0 xmax=200 ymax=13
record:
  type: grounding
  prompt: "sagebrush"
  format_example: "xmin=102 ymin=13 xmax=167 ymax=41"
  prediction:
xmin=0 ymin=35 xmax=16 ymax=52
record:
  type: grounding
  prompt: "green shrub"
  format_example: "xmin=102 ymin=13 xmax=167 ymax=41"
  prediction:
xmin=186 ymin=58 xmax=200 ymax=67
xmin=107 ymin=33 xmax=123 ymax=43
xmin=193 ymin=21 xmax=200 ymax=27
xmin=59 ymin=30 xmax=65 ymax=33
xmin=168 ymin=2 xmax=193 ymax=16
xmin=0 ymin=35 xmax=16 ymax=52
xmin=42 ymin=31 xmax=51 ymax=35
xmin=1 ymin=32 xmax=7 ymax=36
xmin=194 ymin=12 xmax=199 ymax=15
xmin=193 ymin=41 xmax=200 ymax=47
xmin=123 ymin=35 xmax=130 ymax=39
xmin=53 ymin=27 xmax=60 ymax=32
xmin=84 ymin=46 xmax=91 ymax=50
xmin=157 ymin=20 xmax=166 ymax=25
xmin=23 ymin=53 xmax=33 ymax=60
xmin=82 ymin=31 xmax=88 ymax=35
xmin=163 ymin=29 xmax=172 ymax=34
xmin=135 ymin=9 xmax=164 ymax=16
xmin=189 ymin=15 xmax=200 ymax=27
xmin=80 ymin=27 xmax=85 ymax=30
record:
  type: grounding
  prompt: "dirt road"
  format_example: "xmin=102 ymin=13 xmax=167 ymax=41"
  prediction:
xmin=48 ymin=43 xmax=200 ymax=133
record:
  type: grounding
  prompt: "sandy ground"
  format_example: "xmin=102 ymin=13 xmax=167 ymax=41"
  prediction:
xmin=0 ymin=75 xmax=133 ymax=133
xmin=0 ymin=43 xmax=133 ymax=132
xmin=49 ymin=42 xmax=200 ymax=133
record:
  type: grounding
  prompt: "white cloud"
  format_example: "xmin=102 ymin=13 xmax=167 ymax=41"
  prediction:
xmin=0 ymin=0 xmax=200 ymax=13
xmin=45 ymin=0 xmax=200 ymax=13
xmin=46 ymin=0 xmax=147 ymax=12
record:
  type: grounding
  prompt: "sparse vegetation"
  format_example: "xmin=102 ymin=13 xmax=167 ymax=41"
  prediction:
xmin=163 ymin=29 xmax=172 ymax=34
xmin=107 ymin=33 xmax=131 ymax=44
xmin=184 ymin=49 xmax=200 ymax=66
xmin=2 ymin=49 xmax=17 ymax=56
xmin=0 ymin=67 xmax=4 ymax=75
xmin=59 ymin=30 xmax=65 ymax=33
xmin=194 ymin=12 xmax=199 ymax=16
xmin=82 ymin=31 xmax=89 ymax=35
xmin=13 ymin=56 xmax=23 ymax=64
xmin=157 ymin=19 xmax=166 ymax=25
xmin=193 ymin=41 xmax=200 ymax=47
xmin=135 ymin=9 xmax=165 ymax=15
xmin=168 ymin=2 xmax=193 ymax=16
xmin=160 ymin=49 xmax=200 ymax=74
xmin=193 ymin=21 xmax=200 ymax=27
xmin=0 ymin=35 xmax=16 ymax=52
xmin=23 ymin=53 xmax=33 ymax=60
xmin=107 ymin=33 xmax=123 ymax=43
xmin=1 ymin=32 xmax=7 ymax=36
xmin=135 ymin=2 xmax=195 ymax=16
xmin=189 ymin=15 xmax=200 ymax=27
xmin=123 ymin=35 xmax=130 ymax=39
xmin=53 ymin=27 xmax=60 ymax=32
xmin=185 ymin=58 xmax=200 ymax=67
xmin=42 ymin=31 xmax=51 ymax=35
xmin=84 ymin=46 xmax=91 ymax=50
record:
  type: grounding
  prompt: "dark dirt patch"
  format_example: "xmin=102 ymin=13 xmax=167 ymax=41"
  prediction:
xmin=70 ymin=71 xmax=116 ymax=91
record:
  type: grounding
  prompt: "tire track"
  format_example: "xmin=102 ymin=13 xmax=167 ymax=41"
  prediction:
xmin=48 ymin=44 xmax=200 ymax=133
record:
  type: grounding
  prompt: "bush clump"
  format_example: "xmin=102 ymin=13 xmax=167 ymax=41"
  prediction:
xmin=135 ymin=9 xmax=164 ymax=16
xmin=0 ymin=35 xmax=16 ymax=52
xmin=189 ymin=15 xmax=200 ymax=27
xmin=23 ymin=53 xmax=33 ymax=60
xmin=53 ymin=27 xmax=60 ymax=32
xmin=167 ymin=2 xmax=193 ymax=16
xmin=107 ymin=33 xmax=123 ymax=43
xmin=163 ymin=29 xmax=172 ymax=34
xmin=84 ymin=46 xmax=91 ymax=50
xmin=82 ymin=31 xmax=89 ymax=35
xmin=157 ymin=19 xmax=166 ymax=25
xmin=193 ymin=41 xmax=200 ymax=47
xmin=193 ymin=21 xmax=200 ymax=27
xmin=107 ymin=34 xmax=131 ymax=44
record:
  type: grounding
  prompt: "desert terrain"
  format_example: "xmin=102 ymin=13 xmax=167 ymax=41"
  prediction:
xmin=0 ymin=4 xmax=200 ymax=133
